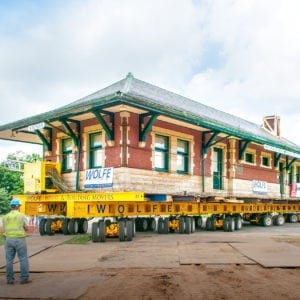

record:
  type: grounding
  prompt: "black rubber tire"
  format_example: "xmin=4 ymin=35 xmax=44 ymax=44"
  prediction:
xmin=149 ymin=218 xmax=157 ymax=232
xmin=288 ymin=214 xmax=298 ymax=223
xmin=191 ymin=217 xmax=196 ymax=233
xmin=119 ymin=220 xmax=126 ymax=241
xmin=274 ymin=214 xmax=285 ymax=226
xmin=62 ymin=218 xmax=70 ymax=235
xmin=234 ymin=215 xmax=243 ymax=230
xmin=223 ymin=216 xmax=230 ymax=232
xmin=140 ymin=218 xmax=148 ymax=232
xmin=206 ymin=216 xmax=216 ymax=231
xmin=99 ymin=221 xmax=106 ymax=242
xmin=91 ymin=222 xmax=100 ymax=242
xmin=68 ymin=219 xmax=77 ymax=234
xmin=45 ymin=218 xmax=54 ymax=235
xmin=131 ymin=219 xmax=136 ymax=237
xmin=163 ymin=218 xmax=169 ymax=234
xmin=126 ymin=220 xmax=133 ymax=241
xmin=229 ymin=217 xmax=235 ymax=232
xmin=39 ymin=218 xmax=47 ymax=236
xmin=195 ymin=216 xmax=202 ymax=228
xmin=185 ymin=217 xmax=192 ymax=234
xmin=78 ymin=218 xmax=88 ymax=233
xmin=262 ymin=215 xmax=273 ymax=227
xmin=179 ymin=216 xmax=185 ymax=234
xmin=157 ymin=218 xmax=164 ymax=234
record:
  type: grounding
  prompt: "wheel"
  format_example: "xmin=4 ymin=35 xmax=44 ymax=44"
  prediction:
xmin=119 ymin=220 xmax=126 ymax=241
xmin=191 ymin=217 xmax=196 ymax=233
xmin=141 ymin=218 xmax=148 ymax=231
xmin=179 ymin=216 xmax=185 ymax=234
xmin=185 ymin=217 xmax=192 ymax=234
xmin=45 ymin=218 xmax=54 ymax=235
xmin=195 ymin=216 xmax=202 ymax=228
xmin=223 ymin=216 xmax=230 ymax=232
xmin=126 ymin=220 xmax=133 ymax=241
xmin=99 ymin=221 xmax=106 ymax=242
xmin=62 ymin=218 xmax=70 ymax=235
xmin=205 ymin=217 xmax=212 ymax=231
xmin=206 ymin=216 xmax=216 ymax=231
xmin=131 ymin=219 xmax=136 ymax=237
xmin=274 ymin=214 xmax=285 ymax=226
xmin=163 ymin=218 xmax=169 ymax=234
xmin=68 ymin=219 xmax=79 ymax=234
xmin=149 ymin=218 xmax=157 ymax=232
xmin=78 ymin=218 xmax=88 ymax=233
xmin=234 ymin=215 xmax=242 ymax=230
xmin=39 ymin=218 xmax=47 ymax=236
xmin=158 ymin=218 xmax=164 ymax=234
xmin=288 ymin=214 xmax=298 ymax=223
xmin=262 ymin=215 xmax=273 ymax=227
xmin=229 ymin=217 xmax=235 ymax=232
xmin=91 ymin=222 xmax=100 ymax=242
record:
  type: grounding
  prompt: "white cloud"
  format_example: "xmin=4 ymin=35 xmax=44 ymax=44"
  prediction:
xmin=185 ymin=0 xmax=300 ymax=145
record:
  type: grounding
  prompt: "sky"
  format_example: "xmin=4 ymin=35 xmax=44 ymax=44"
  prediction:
xmin=0 ymin=0 xmax=299 ymax=161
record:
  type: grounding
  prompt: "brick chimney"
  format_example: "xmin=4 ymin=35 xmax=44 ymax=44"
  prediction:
xmin=262 ymin=115 xmax=280 ymax=137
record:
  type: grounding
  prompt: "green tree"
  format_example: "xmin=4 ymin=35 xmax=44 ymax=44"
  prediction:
xmin=0 ymin=187 xmax=10 ymax=214
xmin=0 ymin=151 xmax=42 ymax=213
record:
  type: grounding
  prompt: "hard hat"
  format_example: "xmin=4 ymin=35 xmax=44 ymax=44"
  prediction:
xmin=10 ymin=198 xmax=21 ymax=206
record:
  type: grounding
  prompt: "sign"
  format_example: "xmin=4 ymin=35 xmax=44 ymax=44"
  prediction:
xmin=290 ymin=183 xmax=300 ymax=197
xmin=28 ymin=122 xmax=45 ymax=132
xmin=2 ymin=159 xmax=25 ymax=172
xmin=264 ymin=144 xmax=300 ymax=159
xmin=84 ymin=167 xmax=114 ymax=188
xmin=252 ymin=180 xmax=268 ymax=195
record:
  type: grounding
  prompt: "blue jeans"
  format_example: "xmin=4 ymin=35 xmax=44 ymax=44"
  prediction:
xmin=5 ymin=237 xmax=29 ymax=282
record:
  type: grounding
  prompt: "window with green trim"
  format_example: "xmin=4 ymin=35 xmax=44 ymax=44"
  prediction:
xmin=262 ymin=156 xmax=270 ymax=167
xmin=62 ymin=138 xmax=73 ymax=172
xmin=245 ymin=152 xmax=254 ymax=164
xmin=296 ymin=166 xmax=300 ymax=183
xmin=177 ymin=139 xmax=189 ymax=174
xmin=89 ymin=132 xmax=103 ymax=168
xmin=154 ymin=135 xmax=169 ymax=172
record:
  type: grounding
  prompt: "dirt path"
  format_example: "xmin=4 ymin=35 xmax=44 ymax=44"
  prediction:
xmin=79 ymin=265 xmax=300 ymax=300
xmin=0 ymin=224 xmax=300 ymax=299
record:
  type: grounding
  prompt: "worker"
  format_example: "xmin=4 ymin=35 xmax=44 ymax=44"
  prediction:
xmin=1 ymin=198 xmax=31 ymax=284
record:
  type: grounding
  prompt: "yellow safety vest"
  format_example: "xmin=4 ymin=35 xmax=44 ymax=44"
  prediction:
xmin=2 ymin=210 xmax=27 ymax=238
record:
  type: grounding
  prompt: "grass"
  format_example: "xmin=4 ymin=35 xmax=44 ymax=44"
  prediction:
xmin=63 ymin=234 xmax=92 ymax=244
xmin=0 ymin=234 xmax=4 ymax=246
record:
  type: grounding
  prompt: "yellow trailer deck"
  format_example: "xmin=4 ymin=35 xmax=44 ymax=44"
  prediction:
xmin=15 ymin=191 xmax=300 ymax=242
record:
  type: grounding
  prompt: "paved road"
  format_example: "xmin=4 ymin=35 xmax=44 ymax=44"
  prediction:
xmin=0 ymin=223 xmax=299 ymax=299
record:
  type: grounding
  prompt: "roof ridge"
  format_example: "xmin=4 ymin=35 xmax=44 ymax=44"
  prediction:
xmin=121 ymin=72 xmax=134 ymax=94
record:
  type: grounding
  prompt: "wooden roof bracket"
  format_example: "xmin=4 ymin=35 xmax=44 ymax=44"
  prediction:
xmin=12 ymin=124 xmax=53 ymax=151
xmin=202 ymin=131 xmax=220 ymax=155
xmin=274 ymin=153 xmax=282 ymax=168
xmin=92 ymin=110 xmax=114 ymax=142
xmin=238 ymin=140 xmax=251 ymax=160
xmin=286 ymin=156 xmax=297 ymax=171
xmin=35 ymin=127 xmax=52 ymax=151
xmin=60 ymin=118 xmax=80 ymax=147
xmin=139 ymin=112 xmax=158 ymax=143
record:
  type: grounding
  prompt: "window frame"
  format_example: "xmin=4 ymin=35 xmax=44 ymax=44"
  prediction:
xmin=89 ymin=132 xmax=103 ymax=169
xmin=244 ymin=150 xmax=256 ymax=165
xmin=62 ymin=138 xmax=73 ymax=173
xmin=154 ymin=134 xmax=169 ymax=172
xmin=176 ymin=139 xmax=189 ymax=174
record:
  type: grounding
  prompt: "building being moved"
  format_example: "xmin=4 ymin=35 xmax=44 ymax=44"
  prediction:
xmin=0 ymin=73 xmax=300 ymax=201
